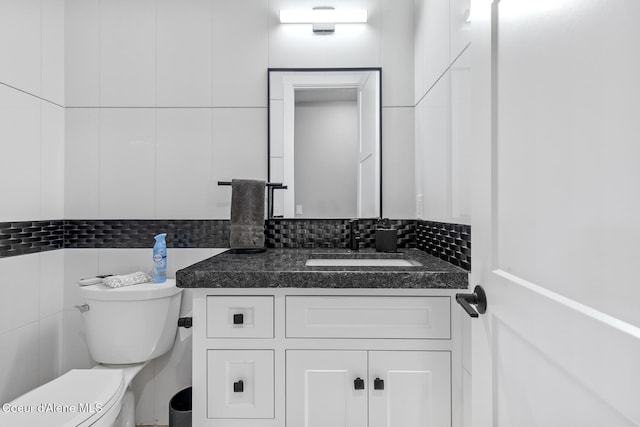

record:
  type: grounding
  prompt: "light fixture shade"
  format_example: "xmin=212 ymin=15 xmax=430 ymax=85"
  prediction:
xmin=279 ymin=9 xmax=368 ymax=24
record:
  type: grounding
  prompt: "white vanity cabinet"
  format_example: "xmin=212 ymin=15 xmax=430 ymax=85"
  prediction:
xmin=287 ymin=350 xmax=451 ymax=427
xmin=191 ymin=288 xmax=462 ymax=427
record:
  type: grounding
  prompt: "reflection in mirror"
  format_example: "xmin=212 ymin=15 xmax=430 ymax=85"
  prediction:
xmin=268 ymin=68 xmax=381 ymax=219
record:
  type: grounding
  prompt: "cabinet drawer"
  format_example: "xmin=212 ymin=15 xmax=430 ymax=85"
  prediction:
xmin=206 ymin=296 xmax=274 ymax=338
xmin=286 ymin=296 xmax=450 ymax=339
xmin=206 ymin=350 xmax=274 ymax=419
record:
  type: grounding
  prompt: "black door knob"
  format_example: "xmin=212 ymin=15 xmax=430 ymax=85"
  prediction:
xmin=354 ymin=377 xmax=365 ymax=390
xmin=456 ymin=285 xmax=487 ymax=318
xmin=233 ymin=313 xmax=244 ymax=325
xmin=374 ymin=377 xmax=384 ymax=390
xmin=233 ymin=380 xmax=244 ymax=393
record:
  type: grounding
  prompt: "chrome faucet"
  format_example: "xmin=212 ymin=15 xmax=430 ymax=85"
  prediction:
xmin=349 ymin=219 xmax=361 ymax=251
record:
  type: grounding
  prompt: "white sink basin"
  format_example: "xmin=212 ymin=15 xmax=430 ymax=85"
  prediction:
xmin=305 ymin=258 xmax=420 ymax=267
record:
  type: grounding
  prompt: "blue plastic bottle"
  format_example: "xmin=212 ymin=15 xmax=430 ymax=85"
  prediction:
xmin=153 ymin=233 xmax=167 ymax=283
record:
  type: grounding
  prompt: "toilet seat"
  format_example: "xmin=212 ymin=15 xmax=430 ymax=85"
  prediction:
xmin=2 ymin=369 xmax=125 ymax=427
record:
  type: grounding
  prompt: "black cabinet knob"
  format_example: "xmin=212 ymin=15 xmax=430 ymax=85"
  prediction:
xmin=354 ymin=377 xmax=365 ymax=390
xmin=233 ymin=313 xmax=244 ymax=325
xmin=374 ymin=377 xmax=384 ymax=390
xmin=233 ymin=380 xmax=244 ymax=393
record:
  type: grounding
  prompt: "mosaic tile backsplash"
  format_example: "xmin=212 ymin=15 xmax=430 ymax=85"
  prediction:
xmin=265 ymin=219 xmax=416 ymax=249
xmin=0 ymin=220 xmax=64 ymax=257
xmin=416 ymin=220 xmax=471 ymax=270
xmin=0 ymin=219 xmax=471 ymax=271
xmin=64 ymin=220 xmax=230 ymax=248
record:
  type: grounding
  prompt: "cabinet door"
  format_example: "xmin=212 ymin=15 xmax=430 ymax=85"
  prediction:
xmin=369 ymin=351 xmax=451 ymax=427
xmin=207 ymin=350 xmax=274 ymax=419
xmin=286 ymin=350 xmax=367 ymax=427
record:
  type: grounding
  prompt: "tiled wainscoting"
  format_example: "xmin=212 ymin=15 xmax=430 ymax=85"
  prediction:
xmin=1 ymin=219 xmax=470 ymax=271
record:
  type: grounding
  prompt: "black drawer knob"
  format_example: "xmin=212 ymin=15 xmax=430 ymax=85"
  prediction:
xmin=354 ymin=377 xmax=365 ymax=390
xmin=233 ymin=313 xmax=244 ymax=325
xmin=233 ymin=380 xmax=244 ymax=393
xmin=374 ymin=377 xmax=384 ymax=390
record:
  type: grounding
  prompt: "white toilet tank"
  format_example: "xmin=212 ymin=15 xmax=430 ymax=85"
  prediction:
xmin=79 ymin=279 xmax=183 ymax=364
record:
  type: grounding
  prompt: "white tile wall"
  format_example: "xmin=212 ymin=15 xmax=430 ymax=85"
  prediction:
xmin=64 ymin=0 xmax=100 ymax=106
xmin=414 ymin=0 xmax=450 ymax=104
xmin=0 ymin=254 xmax=40 ymax=337
xmin=41 ymin=103 xmax=66 ymax=219
xmin=0 ymin=85 xmax=42 ymax=222
xmin=99 ymin=0 xmax=157 ymax=107
xmin=414 ymin=0 xmax=472 ymax=224
xmin=98 ymin=249 xmax=151 ymax=276
xmin=212 ymin=0 xmax=269 ymax=107
xmin=64 ymin=108 xmax=100 ymax=219
xmin=0 ymin=252 xmax=65 ymax=402
xmin=0 ymin=0 xmax=41 ymax=96
xmin=38 ymin=312 xmax=63 ymax=384
xmin=63 ymin=249 xmax=100 ymax=310
xmin=156 ymin=109 xmax=214 ymax=218
xmin=0 ymin=0 xmax=66 ymax=408
xmin=99 ymin=109 xmax=156 ymax=218
xmin=450 ymin=0 xmax=472 ymax=61
xmin=212 ymin=108 xmax=268 ymax=218
xmin=39 ymin=250 xmax=64 ymax=318
xmin=41 ymin=0 xmax=65 ymax=105
xmin=157 ymin=0 xmax=213 ymax=107
xmin=381 ymin=0 xmax=415 ymax=107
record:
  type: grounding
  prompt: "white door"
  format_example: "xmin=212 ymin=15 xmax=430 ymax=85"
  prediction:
xmin=286 ymin=350 xmax=368 ymax=427
xmin=469 ymin=1 xmax=640 ymax=426
xmin=369 ymin=351 xmax=451 ymax=427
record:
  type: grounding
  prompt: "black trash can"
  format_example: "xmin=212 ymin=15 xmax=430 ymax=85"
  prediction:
xmin=169 ymin=386 xmax=192 ymax=427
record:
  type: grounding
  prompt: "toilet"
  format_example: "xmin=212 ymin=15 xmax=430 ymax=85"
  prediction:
xmin=3 ymin=279 xmax=183 ymax=427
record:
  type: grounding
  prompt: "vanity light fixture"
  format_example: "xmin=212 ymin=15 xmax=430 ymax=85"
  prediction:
xmin=279 ymin=7 xmax=368 ymax=33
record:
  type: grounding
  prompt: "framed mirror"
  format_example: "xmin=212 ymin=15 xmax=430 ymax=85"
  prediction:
xmin=268 ymin=68 xmax=382 ymax=219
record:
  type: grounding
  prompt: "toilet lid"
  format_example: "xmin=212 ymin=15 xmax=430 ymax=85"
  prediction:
xmin=1 ymin=369 xmax=125 ymax=427
xmin=79 ymin=278 xmax=182 ymax=301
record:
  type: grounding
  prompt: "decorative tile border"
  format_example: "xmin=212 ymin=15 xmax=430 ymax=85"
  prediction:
xmin=0 ymin=218 xmax=471 ymax=272
xmin=0 ymin=220 xmax=64 ymax=258
xmin=265 ymin=219 xmax=416 ymax=249
xmin=64 ymin=220 xmax=230 ymax=248
xmin=416 ymin=220 xmax=471 ymax=271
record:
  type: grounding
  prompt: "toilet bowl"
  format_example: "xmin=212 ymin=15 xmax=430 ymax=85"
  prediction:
xmin=2 ymin=279 xmax=183 ymax=427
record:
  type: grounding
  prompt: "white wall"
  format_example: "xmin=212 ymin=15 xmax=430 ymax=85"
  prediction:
xmin=414 ymin=0 xmax=471 ymax=224
xmin=0 ymin=0 xmax=65 ymax=404
xmin=64 ymin=0 xmax=415 ymax=222
xmin=62 ymin=0 xmax=417 ymax=424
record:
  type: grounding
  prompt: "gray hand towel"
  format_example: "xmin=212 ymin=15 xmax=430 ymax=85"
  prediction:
xmin=230 ymin=179 xmax=266 ymax=249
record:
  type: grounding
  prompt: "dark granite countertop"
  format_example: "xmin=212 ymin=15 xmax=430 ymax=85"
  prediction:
xmin=176 ymin=248 xmax=468 ymax=289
